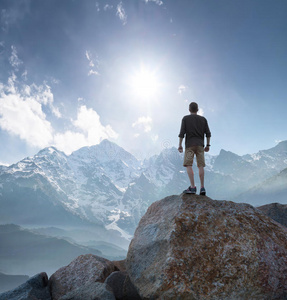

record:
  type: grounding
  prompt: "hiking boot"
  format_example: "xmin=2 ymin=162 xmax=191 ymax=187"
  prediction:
xmin=183 ymin=186 xmax=196 ymax=194
xmin=200 ymin=187 xmax=206 ymax=195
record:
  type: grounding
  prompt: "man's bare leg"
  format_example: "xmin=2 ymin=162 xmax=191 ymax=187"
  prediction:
xmin=186 ymin=166 xmax=195 ymax=187
xmin=198 ymin=166 xmax=204 ymax=188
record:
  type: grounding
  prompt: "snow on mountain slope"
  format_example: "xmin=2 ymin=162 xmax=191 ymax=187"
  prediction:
xmin=243 ymin=140 xmax=287 ymax=172
xmin=1 ymin=139 xmax=287 ymax=238
xmin=0 ymin=140 xmax=143 ymax=239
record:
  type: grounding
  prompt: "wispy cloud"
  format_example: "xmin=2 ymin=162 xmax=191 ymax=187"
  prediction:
xmin=144 ymin=0 xmax=164 ymax=5
xmin=178 ymin=84 xmax=187 ymax=95
xmin=9 ymin=45 xmax=23 ymax=70
xmin=132 ymin=116 xmax=152 ymax=133
xmin=0 ymin=41 xmax=5 ymax=54
xmin=116 ymin=2 xmax=127 ymax=25
xmin=95 ymin=2 xmax=100 ymax=12
xmin=1 ymin=9 xmax=9 ymax=32
xmin=104 ymin=4 xmax=113 ymax=11
xmin=88 ymin=70 xmax=100 ymax=76
xmin=21 ymin=70 xmax=28 ymax=80
xmin=85 ymin=50 xmax=100 ymax=76
xmin=1 ymin=4 xmax=30 ymax=33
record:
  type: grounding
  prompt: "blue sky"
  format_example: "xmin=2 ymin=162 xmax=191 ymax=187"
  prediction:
xmin=0 ymin=0 xmax=287 ymax=165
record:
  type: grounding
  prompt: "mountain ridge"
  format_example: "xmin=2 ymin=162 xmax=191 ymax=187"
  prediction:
xmin=1 ymin=139 xmax=287 ymax=239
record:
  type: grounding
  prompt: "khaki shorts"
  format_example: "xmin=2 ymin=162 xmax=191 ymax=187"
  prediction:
xmin=183 ymin=146 xmax=205 ymax=167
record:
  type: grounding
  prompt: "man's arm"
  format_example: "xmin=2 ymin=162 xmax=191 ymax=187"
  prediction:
xmin=204 ymin=137 xmax=210 ymax=152
xmin=204 ymin=119 xmax=211 ymax=152
xmin=178 ymin=137 xmax=183 ymax=153
xmin=178 ymin=118 xmax=185 ymax=153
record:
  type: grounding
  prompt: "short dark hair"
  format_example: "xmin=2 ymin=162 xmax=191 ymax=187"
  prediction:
xmin=189 ymin=102 xmax=198 ymax=113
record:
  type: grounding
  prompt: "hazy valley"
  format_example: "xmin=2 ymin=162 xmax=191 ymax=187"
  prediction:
xmin=0 ymin=139 xmax=287 ymax=293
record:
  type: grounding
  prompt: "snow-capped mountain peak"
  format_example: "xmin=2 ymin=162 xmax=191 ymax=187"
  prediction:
xmin=1 ymin=139 xmax=287 ymax=240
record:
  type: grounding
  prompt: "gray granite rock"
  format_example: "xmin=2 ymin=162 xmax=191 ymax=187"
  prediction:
xmin=0 ymin=272 xmax=51 ymax=300
xmin=126 ymin=194 xmax=287 ymax=299
xmin=122 ymin=274 xmax=141 ymax=300
xmin=105 ymin=271 xmax=126 ymax=300
xmin=49 ymin=254 xmax=117 ymax=300
xmin=105 ymin=271 xmax=141 ymax=300
xmin=59 ymin=282 xmax=115 ymax=300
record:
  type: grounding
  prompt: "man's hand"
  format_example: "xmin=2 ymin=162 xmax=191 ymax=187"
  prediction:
xmin=204 ymin=146 xmax=210 ymax=152
xmin=178 ymin=146 xmax=183 ymax=153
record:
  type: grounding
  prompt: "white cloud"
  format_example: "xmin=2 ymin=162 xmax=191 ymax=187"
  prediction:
xmin=53 ymin=131 xmax=89 ymax=155
xmin=144 ymin=0 xmax=163 ymax=5
xmin=21 ymin=70 xmax=28 ymax=80
xmin=151 ymin=134 xmax=159 ymax=142
xmin=24 ymin=82 xmax=62 ymax=118
xmin=54 ymin=106 xmax=118 ymax=154
xmin=0 ymin=41 xmax=5 ymax=54
xmin=0 ymin=48 xmax=117 ymax=155
xmin=0 ymin=75 xmax=54 ymax=148
xmin=9 ymin=46 xmax=23 ymax=70
xmin=88 ymin=70 xmax=100 ymax=76
xmin=132 ymin=116 xmax=152 ymax=133
xmin=104 ymin=4 xmax=113 ymax=11
xmin=178 ymin=84 xmax=187 ymax=95
xmin=198 ymin=108 xmax=204 ymax=116
xmin=0 ymin=76 xmax=118 ymax=154
xmin=116 ymin=2 xmax=127 ymax=25
xmin=85 ymin=50 xmax=100 ymax=76
xmin=95 ymin=2 xmax=100 ymax=12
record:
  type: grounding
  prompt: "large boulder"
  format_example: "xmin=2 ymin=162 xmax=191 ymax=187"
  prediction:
xmin=58 ymin=282 xmax=115 ymax=300
xmin=104 ymin=271 xmax=141 ymax=300
xmin=49 ymin=254 xmax=117 ymax=300
xmin=0 ymin=272 xmax=51 ymax=300
xmin=126 ymin=194 xmax=287 ymax=299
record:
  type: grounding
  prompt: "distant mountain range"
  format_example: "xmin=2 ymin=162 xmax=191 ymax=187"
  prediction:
xmin=0 ymin=224 xmax=102 ymax=277
xmin=0 ymin=272 xmax=29 ymax=294
xmin=1 ymin=139 xmax=287 ymax=239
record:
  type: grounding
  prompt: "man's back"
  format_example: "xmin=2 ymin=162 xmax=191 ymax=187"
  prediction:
xmin=179 ymin=114 xmax=211 ymax=148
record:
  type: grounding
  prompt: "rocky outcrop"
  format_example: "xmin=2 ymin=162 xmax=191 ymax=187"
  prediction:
xmin=4 ymin=194 xmax=287 ymax=300
xmin=58 ymin=282 xmax=115 ymax=300
xmin=258 ymin=202 xmax=287 ymax=228
xmin=104 ymin=271 xmax=141 ymax=300
xmin=126 ymin=194 xmax=287 ymax=299
xmin=49 ymin=254 xmax=117 ymax=300
xmin=0 ymin=272 xmax=51 ymax=300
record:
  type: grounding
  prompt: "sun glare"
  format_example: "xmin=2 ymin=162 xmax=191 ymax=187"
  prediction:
xmin=130 ymin=65 xmax=160 ymax=99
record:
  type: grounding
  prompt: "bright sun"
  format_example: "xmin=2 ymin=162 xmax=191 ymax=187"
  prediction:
xmin=130 ymin=65 xmax=160 ymax=99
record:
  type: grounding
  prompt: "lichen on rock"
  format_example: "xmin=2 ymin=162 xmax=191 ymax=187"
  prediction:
xmin=49 ymin=254 xmax=117 ymax=300
xmin=126 ymin=194 xmax=287 ymax=299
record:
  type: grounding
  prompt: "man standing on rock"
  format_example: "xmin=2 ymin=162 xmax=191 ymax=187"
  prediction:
xmin=178 ymin=102 xmax=211 ymax=195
